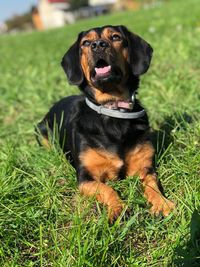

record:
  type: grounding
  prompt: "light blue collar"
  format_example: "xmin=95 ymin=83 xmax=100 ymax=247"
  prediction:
xmin=85 ymin=97 xmax=146 ymax=119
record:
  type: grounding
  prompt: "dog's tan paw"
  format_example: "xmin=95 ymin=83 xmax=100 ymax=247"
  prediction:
xmin=108 ymin=204 xmax=124 ymax=223
xmin=150 ymin=197 xmax=175 ymax=217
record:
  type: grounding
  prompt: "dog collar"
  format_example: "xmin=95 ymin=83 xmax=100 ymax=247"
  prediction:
xmin=85 ymin=97 xmax=146 ymax=119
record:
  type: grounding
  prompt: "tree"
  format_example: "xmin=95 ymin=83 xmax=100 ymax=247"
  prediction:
xmin=6 ymin=12 xmax=32 ymax=31
xmin=70 ymin=0 xmax=88 ymax=10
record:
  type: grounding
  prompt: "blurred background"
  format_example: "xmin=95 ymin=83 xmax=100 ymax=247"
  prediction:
xmin=0 ymin=0 xmax=168 ymax=34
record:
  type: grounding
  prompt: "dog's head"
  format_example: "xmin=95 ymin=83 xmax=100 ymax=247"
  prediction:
xmin=61 ymin=25 xmax=153 ymax=103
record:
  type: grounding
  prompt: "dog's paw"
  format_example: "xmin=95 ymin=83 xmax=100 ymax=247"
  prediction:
xmin=108 ymin=204 xmax=124 ymax=224
xmin=150 ymin=197 xmax=175 ymax=217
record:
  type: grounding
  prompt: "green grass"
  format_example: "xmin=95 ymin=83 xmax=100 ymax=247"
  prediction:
xmin=0 ymin=0 xmax=200 ymax=266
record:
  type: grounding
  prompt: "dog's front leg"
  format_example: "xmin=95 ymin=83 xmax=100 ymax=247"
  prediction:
xmin=78 ymin=148 xmax=124 ymax=222
xmin=79 ymin=181 xmax=123 ymax=223
xmin=125 ymin=141 xmax=175 ymax=216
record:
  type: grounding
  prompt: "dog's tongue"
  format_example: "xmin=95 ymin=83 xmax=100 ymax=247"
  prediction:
xmin=95 ymin=65 xmax=111 ymax=76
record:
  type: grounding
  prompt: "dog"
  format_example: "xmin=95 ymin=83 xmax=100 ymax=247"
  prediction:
xmin=36 ymin=25 xmax=175 ymax=222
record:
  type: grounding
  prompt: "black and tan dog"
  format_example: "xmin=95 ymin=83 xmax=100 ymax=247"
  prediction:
xmin=36 ymin=25 xmax=175 ymax=222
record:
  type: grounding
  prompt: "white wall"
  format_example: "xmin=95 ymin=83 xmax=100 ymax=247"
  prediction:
xmin=38 ymin=0 xmax=71 ymax=29
xmin=89 ymin=0 xmax=117 ymax=6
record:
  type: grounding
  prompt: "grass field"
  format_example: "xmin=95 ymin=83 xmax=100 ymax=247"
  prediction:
xmin=0 ymin=0 xmax=200 ymax=266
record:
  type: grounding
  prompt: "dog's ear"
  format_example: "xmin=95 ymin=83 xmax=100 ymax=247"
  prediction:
xmin=61 ymin=35 xmax=84 ymax=86
xmin=120 ymin=26 xmax=153 ymax=76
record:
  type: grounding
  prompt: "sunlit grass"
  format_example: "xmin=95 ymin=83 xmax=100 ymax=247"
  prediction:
xmin=0 ymin=0 xmax=200 ymax=266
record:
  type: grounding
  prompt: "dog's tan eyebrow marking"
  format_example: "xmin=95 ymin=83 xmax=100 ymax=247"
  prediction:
xmin=102 ymin=28 xmax=122 ymax=39
xmin=81 ymin=31 xmax=99 ymax=44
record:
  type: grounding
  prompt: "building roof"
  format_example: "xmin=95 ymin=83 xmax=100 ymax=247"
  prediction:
xmin=48 ymin=0 xmax=68 ymax=3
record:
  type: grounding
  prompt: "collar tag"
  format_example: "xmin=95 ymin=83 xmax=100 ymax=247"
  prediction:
xmin=85 ymin=97 xmax=146 ymax=119
xmin=103 ymin=100 xmax=133 ymax=110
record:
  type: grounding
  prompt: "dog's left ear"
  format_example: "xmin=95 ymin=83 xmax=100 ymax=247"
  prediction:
xmin=61 ymin=34 xmax=84 ymax=86
xmin=120 ymin=26 xmax=153 ymax=76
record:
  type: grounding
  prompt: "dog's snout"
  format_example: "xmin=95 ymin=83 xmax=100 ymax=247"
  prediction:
xmin=91 ymin=40 xmax=109 ymax=51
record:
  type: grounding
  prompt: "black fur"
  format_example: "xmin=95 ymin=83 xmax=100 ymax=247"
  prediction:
xmin=61 ymin=37 xmax=84 ymax=86
xmin=118 ymin=25 xmax=153 ymax=76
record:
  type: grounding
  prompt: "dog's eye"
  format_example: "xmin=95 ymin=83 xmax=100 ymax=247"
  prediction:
xmin=111 ymin=34 xmax=122 ymax=41
xmin=82 ymin=40 xmax=91 ymax=47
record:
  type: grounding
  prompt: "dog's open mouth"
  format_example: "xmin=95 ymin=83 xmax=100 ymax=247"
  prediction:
xmin=90 ymin=58 xmax=122 ymax=86
xmin=93 ymin=59 xmax=111 ymax=79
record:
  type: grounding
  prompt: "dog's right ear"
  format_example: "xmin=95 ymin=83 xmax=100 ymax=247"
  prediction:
xmin=61 ymin=35 xmax=84 ymax=86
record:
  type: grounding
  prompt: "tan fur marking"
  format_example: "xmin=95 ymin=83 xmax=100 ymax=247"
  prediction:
xmin=40 ymin=137 xmax=51 ymax=149
xmin=102 ymin=28 xmax=129 ymax=68
xmin=143 ymin=174 xmax=175 ymax=216
xmin=80 ymin=31 xmax=99 ymax=82
xmin=102 ymin=27 xmax=122 ymax=40
xmin=80 ymin=27 xmax=130 ymax=104
xmin=125 ymin=142 xmax=175 ymax=216
xmin=79 ymin=148 xmax=123 ymax=182
xmin=102 ymin=27 xmax=116 ymax=36
xmin=80 ymin=51 xmax=91 ymax=81
xmin=79 ymin=181 xmax=124 ymax=222
xmin=81 ymin=31 xmax=99 ymax=43
xmin=125 ymin=142 xmax=155 ymax=178
xmin=122 ymin=48 xmax=129 ymax=61
xmin=93 ymin=87 xmax=129 ymax=104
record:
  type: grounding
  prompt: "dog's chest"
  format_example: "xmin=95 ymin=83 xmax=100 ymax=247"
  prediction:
xmin=79 ymin=148 xmax=124 ymax=182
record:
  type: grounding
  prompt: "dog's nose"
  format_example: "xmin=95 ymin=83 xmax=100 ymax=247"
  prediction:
xmin=91 ymin=40 xmax=109 ymax=51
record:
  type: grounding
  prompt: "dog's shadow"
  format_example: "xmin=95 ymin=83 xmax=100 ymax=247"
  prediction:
xmin=151 ymin=111 xmax=194 ymax=157
xmin=151 ymin=112 xmax=200 ymax=265
xmin=150 ymin=111 xmax=194 ymax=195
xmin=172 ymin=209 xmax=200 ymax=266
